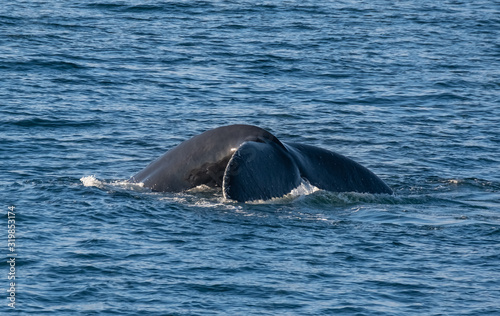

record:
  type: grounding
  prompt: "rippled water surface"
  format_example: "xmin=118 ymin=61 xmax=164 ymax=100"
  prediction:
xmin=1 ymin=0 xmax=499 ymax=315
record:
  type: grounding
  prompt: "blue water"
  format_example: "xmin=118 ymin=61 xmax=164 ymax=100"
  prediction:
xmin=1 ymin=0 xmax=500 ymax=314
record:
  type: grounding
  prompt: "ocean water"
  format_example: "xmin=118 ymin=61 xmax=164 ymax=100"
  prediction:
xmin=1 ymin=0 xmax=499 ymax=315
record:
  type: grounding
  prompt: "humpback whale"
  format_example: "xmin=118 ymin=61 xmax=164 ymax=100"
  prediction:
xmin=129 ymin=125 xmax=392 ymax=202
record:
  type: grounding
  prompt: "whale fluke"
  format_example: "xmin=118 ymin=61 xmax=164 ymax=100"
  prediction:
xmin=129 ymin=125 xmax=392 ymax=202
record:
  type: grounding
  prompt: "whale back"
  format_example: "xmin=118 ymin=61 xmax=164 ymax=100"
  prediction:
xmin=129 ymin=125 xmax=283 ymax=192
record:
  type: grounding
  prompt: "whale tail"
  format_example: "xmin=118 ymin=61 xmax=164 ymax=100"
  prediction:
xmin=130 ymin=125 xmax=392 ymax=202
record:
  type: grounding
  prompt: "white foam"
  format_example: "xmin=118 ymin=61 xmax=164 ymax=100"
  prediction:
xmin=160 ymin=191 xmax=243 ymax=212
xmin=80 ymin=175 xmax=103 ymax=188
xmin=186 ymin=184 xmax=213 ymax=193
xmin=289 ymin=180 xmax=320 ymax=197
xmin=111 ymin=180 xmax=145 ymax=191
xmin=80 ymin=176 xmax=146 ymax=192
xmin=246 ymin=180 xmax=321 ymax=204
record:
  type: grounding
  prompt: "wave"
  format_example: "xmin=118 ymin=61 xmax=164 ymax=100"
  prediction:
xmin=83 ymin=1 xmax=216 ymax=13
xmin=10 ymin=117 xmax=102 ymax=128
xmin=79 ymin=175 xmax=500 ymax=213
xmin=1 ymin=59 xmax=87 ymax=71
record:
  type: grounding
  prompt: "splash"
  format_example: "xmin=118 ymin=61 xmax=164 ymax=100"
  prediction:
xmin=111 ymin=180 xmax=145 ymax=191
xmin=246 ymin=180 xmax=321 ymax=204
xmin=80 ymin=176 xmax=145 ymax=191
xmin=289 ymin=180 xmax=320 ymax=197
xmin=80 ymin=175 xmax=103 ymax=188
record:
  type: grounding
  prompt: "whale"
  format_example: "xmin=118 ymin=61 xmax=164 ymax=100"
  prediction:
xmin=129 ymin=124 xmax=392 ymax=202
